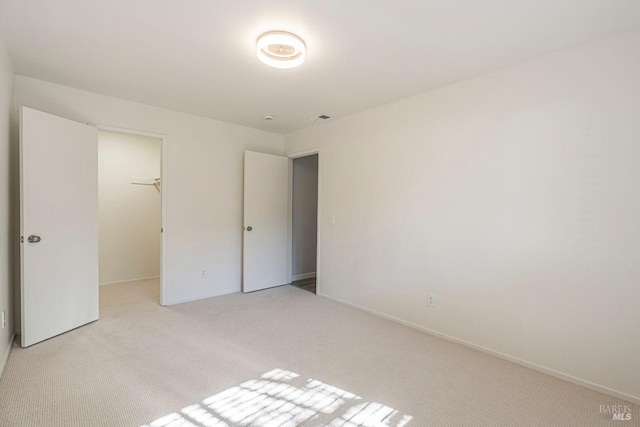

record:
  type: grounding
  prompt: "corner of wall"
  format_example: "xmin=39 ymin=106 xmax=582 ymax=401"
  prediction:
xmin=0 ymin=30 xmax=17 ymax=376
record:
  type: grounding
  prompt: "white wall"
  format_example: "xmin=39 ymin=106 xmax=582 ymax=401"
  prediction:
xmin=14 ymin=76 xmax=284 ymax=305
xmin=285 ymin=29 xmax=640 ymax=403
xmin=99 ymin=131 xmax=161 ymax=284
xmin=0 ymin=32 xmax=15 ymax=375
xmin=292 ymin=154 xmax=318 ymax=279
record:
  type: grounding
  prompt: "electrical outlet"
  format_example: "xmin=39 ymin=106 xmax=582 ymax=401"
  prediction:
xmin=1 ymin=311 xmax=5 ymax=329
xmin=427 ymin=293 xmax=437 ymax=307
xmin=201 ymin=270 xmax=206 ymax=278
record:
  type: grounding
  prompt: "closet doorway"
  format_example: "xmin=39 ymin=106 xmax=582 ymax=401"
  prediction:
xmin=98 ymin=128 xmax=166 ymax=305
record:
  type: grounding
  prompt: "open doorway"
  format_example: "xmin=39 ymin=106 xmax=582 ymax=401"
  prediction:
xmin=290 ymin=153 xmax=319 ymax=294
xmin=98 ymin=130 xmax=164 ymax=305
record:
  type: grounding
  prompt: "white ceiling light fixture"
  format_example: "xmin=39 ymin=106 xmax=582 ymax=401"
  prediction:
xmin=257 ymin=31 xmax=306 ymax=69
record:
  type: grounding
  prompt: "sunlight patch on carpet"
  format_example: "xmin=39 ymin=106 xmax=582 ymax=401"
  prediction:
xmin=142 ymin=369 xmax=412 ymax=427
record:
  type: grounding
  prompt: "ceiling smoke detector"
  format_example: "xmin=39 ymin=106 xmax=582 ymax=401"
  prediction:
xmin=264 ymin=114 xmax=275 ymax=121
xmin=257 ymin=31 xmax=306 ymax=69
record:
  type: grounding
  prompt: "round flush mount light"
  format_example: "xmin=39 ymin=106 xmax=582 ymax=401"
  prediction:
xmin=257 ymin=31 xmax=306 ymax=69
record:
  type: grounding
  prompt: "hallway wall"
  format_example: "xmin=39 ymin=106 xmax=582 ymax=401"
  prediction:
xmin=292 ymin=154 xmax=318 ymax=279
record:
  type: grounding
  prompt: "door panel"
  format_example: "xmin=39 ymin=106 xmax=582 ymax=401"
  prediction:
xmin=20 ymin=107 xmax=99 ymax=347
xmin=243 ymin=151 xmax=289 ymax=292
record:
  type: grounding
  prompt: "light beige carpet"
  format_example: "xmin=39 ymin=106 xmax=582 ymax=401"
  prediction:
xmin=0 ymin=279 xmax=636 ymax=426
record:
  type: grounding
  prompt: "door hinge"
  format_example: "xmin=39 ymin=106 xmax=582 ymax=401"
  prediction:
xmin=20 ymin=236 xmax=23 ymax=243
xmin=161 ymin=227 xmax=164 ymax=233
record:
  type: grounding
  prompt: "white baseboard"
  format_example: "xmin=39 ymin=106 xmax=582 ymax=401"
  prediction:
xmin=164 ymin=287 xmax=239 ymax=306
xmin=0 ymin=334 xmax=15 ymax=380
xmin=292 ymin=272 xmax=316 ymax=281
xmin=100 ymin=276 xmax=160 ymax=286
xmin=319 ymin=292 xmax=640 ymax=405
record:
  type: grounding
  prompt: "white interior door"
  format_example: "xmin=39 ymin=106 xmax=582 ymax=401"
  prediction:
xmin=20 ymin=107 xmax=99 ymax=347
xmin=243 ymin=151 xmax=289 ymax=292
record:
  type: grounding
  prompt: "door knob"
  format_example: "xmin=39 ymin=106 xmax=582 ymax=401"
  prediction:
xmin=28 ymin=235 xmax=41 ymax=243
xmin=246 ymin=226 xmax=253 ymax=231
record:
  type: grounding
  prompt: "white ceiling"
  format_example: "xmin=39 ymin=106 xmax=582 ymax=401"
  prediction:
xmin=1 ymin=1 xmax=640 ymax=134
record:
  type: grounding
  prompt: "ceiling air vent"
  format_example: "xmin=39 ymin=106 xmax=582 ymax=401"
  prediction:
xmin=311 ymin=114 xmax=331 ymax=122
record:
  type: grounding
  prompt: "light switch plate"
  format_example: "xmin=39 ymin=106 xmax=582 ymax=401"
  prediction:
xmin=428 ymin=294 xmax=437 ymax=307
